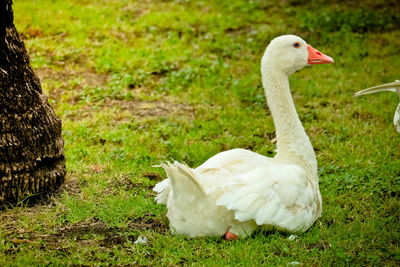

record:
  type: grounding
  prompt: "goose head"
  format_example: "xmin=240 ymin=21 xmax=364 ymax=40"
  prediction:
xmin=262 ymin=35 xmax=334 ymax=76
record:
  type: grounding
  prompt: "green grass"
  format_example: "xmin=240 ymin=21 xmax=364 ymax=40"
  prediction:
xmin=1 ymin=0 xmax=400 ymax=265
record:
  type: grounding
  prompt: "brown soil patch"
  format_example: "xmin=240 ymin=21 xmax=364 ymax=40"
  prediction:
xmin=46 ymin=217 xmax=132 ymax=248
xmin=20 ymin=26 xmax=45 ymax=39
xmin=55 ymin=174 xmax=82 ymax=196
xmin=352 ymin=111 xmax=374 ymax=120
xmin=35 ymin=66 xmax=110 ymax=103
xmin=36 ymin=66 xmax=109 ymax=88
xmin=106 ymin=174 xmax=153 ymax=193
xmin=3 ymin=215 xmax=168 ymax=251
xmin=101 ymin=99 xmax=195 ymax=119
xmin=142 ymin=172 xmax=162 ymax=181
xmin=305 ymin=241 xmax=332 ymax=251
xmin=35 ymin=67 xmax=195 ymax=120
xmin=103 ymin=172 xmax=163 ymax=196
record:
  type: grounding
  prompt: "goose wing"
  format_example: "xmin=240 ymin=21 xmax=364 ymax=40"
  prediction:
xmin=354 ymin=80 xmax=400 ymax=97
xmin=202 ymin=160 xmax=318 ymax=232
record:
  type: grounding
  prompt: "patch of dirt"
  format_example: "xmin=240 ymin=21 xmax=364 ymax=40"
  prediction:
xmin=101 ymin=99 xmax=196 ymax=119
xmin=35 ymin=66 xmax=110 ymax=103
xmin=107 ymin=174 xmax=151 ymax=192
xmin=35 ymin=66 xmax=195 ymax=121
xmin=224 ymin=25 xmax=253 ymax=36
xmin=55 ymin=175 xmax=82 ymax=196
xmin=104 ymin=173 xmax=161 ymax=196
xmin=305 ymin=241 xmax=332 ymax=251
xmin=19 ymin=26 xmax=46 ymax=40
xmin=352 ymin=111 xmax=374 ymax=120
xmin=331 ymin=0 xmax=400 ymax=10
xmin=4 ymin=215 xmax=168 ymax=251
xmin=37 ymin=66 xmax=109 ymax=87
xmin=48 ymin=217 xmax=132 ymax=248
xmin=128 ymin=215 xmax=168 ymax=234
xmin=0 ymin=213 xmax=19 ymax=233
xmin=278 ymin=0 xmax=400 ymax=10
xmin=142 ymin=172 xmax=162 ymax=181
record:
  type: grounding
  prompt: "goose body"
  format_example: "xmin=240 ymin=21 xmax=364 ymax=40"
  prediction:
xmin=154 ymin=35 xmax=334 ymax=238
xmin=355 ymin=80 xmax=400 ymax=133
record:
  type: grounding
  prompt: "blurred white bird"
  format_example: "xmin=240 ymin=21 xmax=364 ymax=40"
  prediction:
xmin=355 ymin=80 xmax=400 ymax=133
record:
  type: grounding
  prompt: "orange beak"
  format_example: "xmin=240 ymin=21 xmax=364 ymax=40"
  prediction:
xmin=307 ymin=45 xmax=334 ymax=65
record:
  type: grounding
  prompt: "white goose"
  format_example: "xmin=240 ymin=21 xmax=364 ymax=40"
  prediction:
xmin=154 ymin=35 xmax=334 ymax=239
xmin=354 ymin=80 xmax=400 ymax=134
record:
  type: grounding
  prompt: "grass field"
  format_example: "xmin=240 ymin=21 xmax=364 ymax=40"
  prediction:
xmin=1 ymin=0 xmax=400 ymax=265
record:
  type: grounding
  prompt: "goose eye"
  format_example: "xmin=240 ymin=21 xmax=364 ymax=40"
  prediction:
xmin=293 ymin=42 xmax=300 ymax=48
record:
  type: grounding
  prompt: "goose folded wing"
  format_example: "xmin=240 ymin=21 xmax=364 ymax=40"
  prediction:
xmin=214 ymin=163 xmax=317 ymax=232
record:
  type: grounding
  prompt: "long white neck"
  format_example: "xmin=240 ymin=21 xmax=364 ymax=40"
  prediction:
xmin=262 ymin=66 xmax=317 ymax=174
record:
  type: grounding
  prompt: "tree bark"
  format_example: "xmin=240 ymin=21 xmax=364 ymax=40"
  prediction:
xmin=0 ymin=0 xmax=65 ymax=204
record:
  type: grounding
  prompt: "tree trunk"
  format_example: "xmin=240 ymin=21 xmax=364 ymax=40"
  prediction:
xmin=0 ymin=0 xmax=65 ymax=204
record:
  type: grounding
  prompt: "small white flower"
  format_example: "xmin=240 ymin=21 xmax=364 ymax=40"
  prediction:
xmin=134 ymin=236 xmax=148 ymax=244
